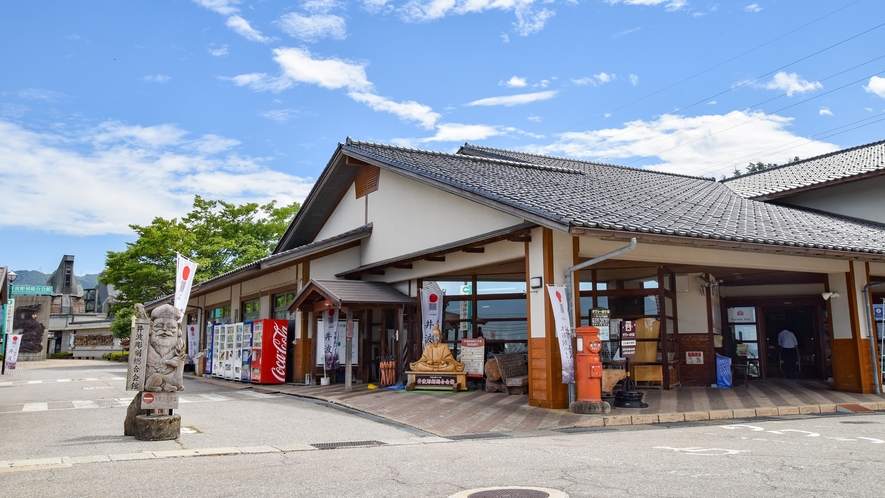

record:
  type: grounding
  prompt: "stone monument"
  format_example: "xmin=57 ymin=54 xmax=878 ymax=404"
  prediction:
xmin=124 ymin=304 xmax=185 ymax=440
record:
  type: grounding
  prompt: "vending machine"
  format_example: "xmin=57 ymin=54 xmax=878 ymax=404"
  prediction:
xmin=205 ymin=323 xmax=215 ymax=375
xmin=223 ymin=323 xmax=235 ymax=380
xmin=251 ymin=319 xmax=288 ymax=384
xmin=212 ymin=323 xmax=225 ymax=378
xmin=241 ymin=322 xmax=253 ymax=382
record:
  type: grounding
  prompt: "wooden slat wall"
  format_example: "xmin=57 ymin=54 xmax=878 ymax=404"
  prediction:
xmin=677 ymin=334 xmax=714 ymax=386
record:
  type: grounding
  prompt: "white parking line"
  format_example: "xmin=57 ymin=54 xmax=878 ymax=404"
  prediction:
xmin=198 ymin=394 xmax=232 ymax=402
xmin=27 ymin=381 xmax=42 ymax=384
xmin=23 ymin=403 xmax=48 ymax=412
xmin=56 ymin=379 xmax=72 ymax=383
xmin=0 ymin=382 xmax=12 ymax=387
xmin=72 ymin=400 xmax=98 ymax=409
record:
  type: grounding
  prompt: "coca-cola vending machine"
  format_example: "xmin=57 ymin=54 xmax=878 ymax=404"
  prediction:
xmin=250 ymin=319 xmax=288 ymax=384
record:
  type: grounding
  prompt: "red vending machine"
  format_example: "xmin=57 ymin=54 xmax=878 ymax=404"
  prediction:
xmin=250 ymin=319 xmax=288 ymax=384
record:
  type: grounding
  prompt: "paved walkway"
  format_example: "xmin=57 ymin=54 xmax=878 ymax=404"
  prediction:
xmin=194 ymin=376 xmax=885 ymax=437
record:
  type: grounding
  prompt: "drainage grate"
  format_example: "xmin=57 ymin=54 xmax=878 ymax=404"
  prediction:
xmin=310 ymin=440 xmax=385 ymax=450
xmin=468 ymin=490 xmax=550 ymax=498
xmin=840 ymin=420 xmax=878 ymax=424
xmin=446 ymin=433 xmax=510 ymax=441
xmin=553 ymin=427 xmax=611 ymax=434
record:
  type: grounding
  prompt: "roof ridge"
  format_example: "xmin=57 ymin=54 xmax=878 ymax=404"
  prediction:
xmin=724 ymin=138 xmax=885 ymax=182
xmin=344 ymin=138 xmax=585 ymax=175
xmin=461 ymin=143 xmax=716 ymax=182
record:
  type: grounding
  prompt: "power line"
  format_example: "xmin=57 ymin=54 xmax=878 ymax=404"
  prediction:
xmin=558 ymin=0 xmax=864 ymax=134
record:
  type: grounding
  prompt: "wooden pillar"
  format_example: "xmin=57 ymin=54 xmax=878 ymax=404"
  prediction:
xmin=345 ymin=309 xmax=353 ymax=391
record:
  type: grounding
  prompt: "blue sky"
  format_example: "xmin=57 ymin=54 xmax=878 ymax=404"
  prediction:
xmin=1 ymin=0 xmax=884 ymax=275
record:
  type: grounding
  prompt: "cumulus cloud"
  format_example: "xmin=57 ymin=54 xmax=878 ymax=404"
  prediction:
xmin=629 ymin=74 xmax=639 ymax=86
xmin=398 ymin=0 xmax=554 ymax=36
xmin=502 ymin=76 xmax=527 ymax=88
xmin=144 ymin=74 xmax=171 ymax=83
xmin=864 ymin=76 xmax=885 ymax=98
xmin=260 ymin=108 xmax=304 ymax=122
xmin=362 ymin=0 xmax=392 ymax=14
xmin=277 ymin=13 xmax=347 ymax=41
xmin=572 ymin=73 xmax=616 ymax=86
xmin=418 ymin=123 xmax=504 ymax=142
xmin=525 ymin=110 xmax=839 ymax=178
xmin=226 ymin=15 xmax=271 ymax=42
xmin=302 ymin=0 xmax=344 ymax=13
xmin=604 ymin=0 xmax=687 ymax=10
xmin=231 ymin=48 xmax=441 ymax=129
xmin=819 ymin=107 xmax=833 ymax=116
xmin=466 ymin=90 xmax=557 ymax=107
xmin=0 ymin=119 xmax=311 ymax=235
xmin=744 ymin=3 xmax=762 ymax=12
xmin=760 ymin=72 xmax=822 ymax=96
xmin=348 ymin=92 xmax=441 ymax=129
xmin=18 ymin=89 xmax=65 ymax=101
xmin=208 ymin=45 xmax=229 ymax=56
xmin=192 ymin=0 xmax=242 ymax=16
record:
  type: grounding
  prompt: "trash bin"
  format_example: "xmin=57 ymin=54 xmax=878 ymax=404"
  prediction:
xmin=715 ymin=354 xmax=732 ymax=388
xmin=194 ymin=352 xmax=206 ymax=376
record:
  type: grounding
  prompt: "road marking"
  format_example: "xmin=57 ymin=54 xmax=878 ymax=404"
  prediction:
xmin=22 ymin=403 xmax=48 ymax=412
xmin=242 ymin=391 xmax=277 ymax=399
xmin=767 ymin=429 xmax=820 ymax=437
xmin=83 ymin=378 xmax=99 ymax=381
xmin=858 ymin=437 xmax=884 ymax=444
xmin=72 ymin=400 xmax=98 ymax=409
xmin=115 ymin=398 xmax=132 ymax=406
xmin=0 ymin=382 xmax=12 ymax=387
xmin=27 ymin=381 xmax=42 ymax=384
xmin=720 ymin=424 xmax=765 ymax=432
xmin=198 ymin=394 xmax=231 ymax=402
xmin=56 ymin=379 xmax=72 ymax=383
xmin=655 ymin=446 xmax=749 ymax=456
xmin=111 ymin=377 xmax=126 ymax=381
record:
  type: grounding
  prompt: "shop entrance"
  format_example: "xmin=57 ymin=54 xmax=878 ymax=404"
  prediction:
xmin=762 ymin=306 xmax=823 ymax=379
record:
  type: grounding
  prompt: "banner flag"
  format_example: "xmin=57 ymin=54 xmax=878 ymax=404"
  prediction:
xmin=4 ymin=334 xmax=22 ymax=371
xmin=322 ymin=308 xmax=340 ymax=371
xmin=420 ymin=289 xmax=444 ymax=348
xmin=546 ymin=285 xmax=575 ymax=384
xmin=174 ymin=254 xmax=198 ymax=322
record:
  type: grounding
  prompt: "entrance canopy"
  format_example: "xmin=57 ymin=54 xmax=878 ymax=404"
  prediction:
xmin=289 ymin=279 xmax=415 ymax=313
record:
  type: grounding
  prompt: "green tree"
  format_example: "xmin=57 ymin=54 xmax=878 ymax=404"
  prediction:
xmin=102 ymin=195 xmax=299 ymax=312
xmin=109 ymin=306 xmax=136 ymax=339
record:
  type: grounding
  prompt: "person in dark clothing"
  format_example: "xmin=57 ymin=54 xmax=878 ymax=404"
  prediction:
xmin=778 ymin=329 xmax=800 ymax=379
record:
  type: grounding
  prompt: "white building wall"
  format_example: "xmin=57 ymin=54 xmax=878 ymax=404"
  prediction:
xmin=527 ymin=227 xmax=547 ymax=339
xmin=314 ymin=182 xmax=366 ymax=241
xmin=309 ymin=246 xmax=362 ymax=280
xmin=676 ymin=273 xmax=710 ymax=334
xmin=828 ymin=271 xmax=853 ymax=340
xmin=779 ymin=176 xmax=885 ymax=224
xmin=720 ymin=283 xmax=826 ymax=298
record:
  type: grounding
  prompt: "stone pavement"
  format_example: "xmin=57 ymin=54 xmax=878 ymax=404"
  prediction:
xmin=193 ymin=375 xmax=885 ymax=437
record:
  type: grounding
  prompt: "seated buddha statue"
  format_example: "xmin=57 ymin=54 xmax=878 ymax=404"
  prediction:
xmin=409 ymin=324 xmax=464 ymax=372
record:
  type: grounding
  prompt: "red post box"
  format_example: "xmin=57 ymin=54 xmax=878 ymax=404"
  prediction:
xmin=574 ymin=325 xmax=603 ymax=402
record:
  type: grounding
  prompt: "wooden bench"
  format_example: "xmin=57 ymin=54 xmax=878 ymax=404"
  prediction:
xmin=485 ymin=353 xmax=528 ymax=395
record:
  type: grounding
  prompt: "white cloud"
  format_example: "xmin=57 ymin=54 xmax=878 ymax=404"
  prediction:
xmin=419 ymin=123 xmax=503 ymax=142
xmin=232 ymin=48 xmax=440 ymax=129
xmin=864 ymin=76 xmax=885 ymax=99
xmin=273 ymin=47 xmax=371 ymax=91
xmin=466 ymin=90 xmax=557 ymax=107
xmin=192 ymin=0 xmax=242 ymax=15
xmin=613 ymin=27 xmax=640 ymax=38
xmin=502 ymin=76 xmax=527 ymax=88
xmin=144 ymin=74 xmax=171 ymax=83
xmin=604 ymin=0 xmax=687 ymax=10
xmin=762 ymin=72 xmax=822 ymax=96
xmin=398 ymin=0 xmax=554 ymax=36
xmin=0 ymin=119 xmax=311 ymax=235
xmin=501 ymin=33 xmax=510 ymax=43
xmin=260 ymin=108 xmax=303 ymax=122
xmin=629 ymin=74 xmax=639 ymax=86
xmin=572 ymin=73 xmax=615 ymax=86
xmin=528 ymin=115 xmax=542 ymax=122
xmin=18 ymin=88 xmax=65 ymax=101
xmin=526 ymin=110 xmax=839 ymax=178
xmin=362 ymin=0 xmax=392 ymax=14
xmin=744 ymin=3 xmax=762 ymax=13
xmin=226 ymin=15 xmax=271 ymax=42
xmin=819 ymin=107 xmax=833 ymax=116
xmin=208 ymin=45 xmax=229 ymax=56
xmin=302 ymin=0 xmax=344 ymax=13
xmin=348 ymin=92 xmax=441 ymax=129
xmin=277 ymin=13 xmax=347 ymax=42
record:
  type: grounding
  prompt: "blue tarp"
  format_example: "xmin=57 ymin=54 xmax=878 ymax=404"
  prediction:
xmin=716 ymin=354 xmax=732 ymax=388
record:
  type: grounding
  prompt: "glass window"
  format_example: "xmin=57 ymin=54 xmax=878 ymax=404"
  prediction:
xmin=273 ymin=291 xmax=296 ymax=320
xmin=480 ymin=320 xmax=527 ymax=341
xmin=477 ymin=281 xmax=526 ymax=294
xmin=477 ymin=298 xmax=527 ymax=319
xmin=242 ymin=299 xmax=260 ymax=322
xmin=208 ymin=305 xmax=231 ymax=324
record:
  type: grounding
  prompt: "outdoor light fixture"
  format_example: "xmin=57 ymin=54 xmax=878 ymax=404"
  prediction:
xmin=530 ymin=276 xmax=543 ymax=289
xmin=822 ymin=292 xmax=841 ymax=301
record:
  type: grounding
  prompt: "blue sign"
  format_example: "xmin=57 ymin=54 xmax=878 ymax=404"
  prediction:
xmin=874 ymin=304 xmax=884 ymax=320
xmin=11 ymin=285 xmax=53 ymax=295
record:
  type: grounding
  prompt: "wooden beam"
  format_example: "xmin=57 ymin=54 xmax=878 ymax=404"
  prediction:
xmin=393 ymin=263 xmax=413 ymax=269
xmin=462 ymin=247 xmax=485 ymax=253
xmin=368 ymin=270 xmax=385 ymax=275
xmin=508 ymin=234 xmax=531 ymax=242
xmin=424 ymin=255 xmax=446 ymax=262
xmin=345 ymin=156 xmax=372 ymax=167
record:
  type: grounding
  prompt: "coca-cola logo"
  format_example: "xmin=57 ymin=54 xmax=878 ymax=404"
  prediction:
xmin=271 ymin=322 xmax=288 ymax=382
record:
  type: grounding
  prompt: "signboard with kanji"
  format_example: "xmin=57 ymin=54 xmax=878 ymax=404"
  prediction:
xmin=126 ymin=318 xmax=150 ymax=391
xmin=620 ymin=320 xmax=636 ymax=358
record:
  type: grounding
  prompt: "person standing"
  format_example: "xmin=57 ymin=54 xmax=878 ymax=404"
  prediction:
xmin=778 ymin=329 xmax=800 ymax=379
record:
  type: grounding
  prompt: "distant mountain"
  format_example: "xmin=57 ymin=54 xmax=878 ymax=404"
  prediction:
xmin=11 ymin=270 xmax=101 ymax=290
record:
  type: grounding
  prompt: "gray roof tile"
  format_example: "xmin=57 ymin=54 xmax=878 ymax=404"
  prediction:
xmin=723 ymin=139 xmax=885 ymax=199
xmin=341 ymin=140 xmax=885 ymax=256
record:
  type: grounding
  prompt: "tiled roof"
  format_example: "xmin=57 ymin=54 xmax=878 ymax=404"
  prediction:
xmin=723 ymin=139 xmax=885 ymax=199
xmin=290 ymin=279 xmax=414 ymax=311
xmin=340 ymin=139 xmax=885 ymax=256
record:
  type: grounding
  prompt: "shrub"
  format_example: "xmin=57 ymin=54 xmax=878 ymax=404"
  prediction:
xmin=50 ymin=352 xmax=73 ymax=359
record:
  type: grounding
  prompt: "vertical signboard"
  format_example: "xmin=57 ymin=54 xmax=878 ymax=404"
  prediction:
xmin=620 ymin=320 xmax=636 ymax=358
xmin=421 ymin=289 xmax=444 ymax=347
xmin=126 ymin=318 xmax=150 ymax=391
xmin=546 ymin=285 xmax=575 ymax=384
xmin=4 ymin=334 xmax=22 ymax=370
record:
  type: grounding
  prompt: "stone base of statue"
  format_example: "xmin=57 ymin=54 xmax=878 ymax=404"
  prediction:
xmin=569 ymin=400 xmax=611 ymax=414
xmin=405 ymin=371 xmax=468 ymax=392
xmin=133 ymin=414 xmax=181 ymax=441
xmin=124 ymin=392 xmax=180 ymax=440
